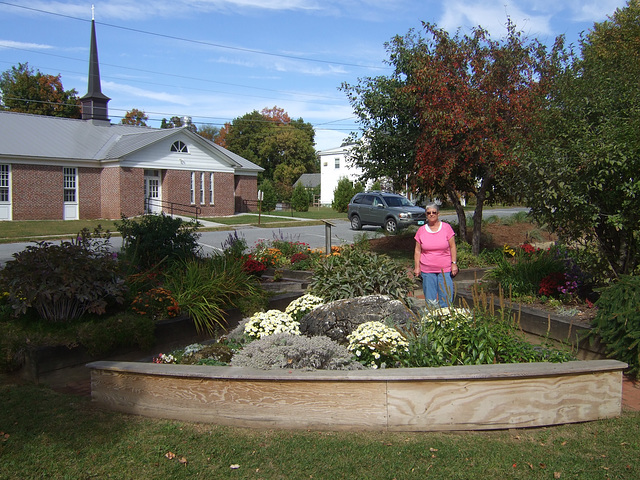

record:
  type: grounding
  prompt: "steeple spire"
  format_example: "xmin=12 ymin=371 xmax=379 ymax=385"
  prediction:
xmin=80 ymin=11 xmax=110 ymax=123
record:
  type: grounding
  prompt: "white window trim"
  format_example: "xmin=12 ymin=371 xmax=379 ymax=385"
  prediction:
xmin=209 ymin=172 xmax=214 ymax=205
xmin=200 ymin=172 xmax=205 ymax=205
xmin=190 ymin=172 xmax=195 ymax=204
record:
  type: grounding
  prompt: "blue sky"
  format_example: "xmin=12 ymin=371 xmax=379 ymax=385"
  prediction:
xmin=0 ymin=0 xmax=628 ymax=151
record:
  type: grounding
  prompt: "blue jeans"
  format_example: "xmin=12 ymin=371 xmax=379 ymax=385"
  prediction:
xmin=421 ymin=272 xmax=453 ymax=308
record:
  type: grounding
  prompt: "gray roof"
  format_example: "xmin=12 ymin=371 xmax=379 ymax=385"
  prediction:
xmin=0 ymin=110 xmax=262 ymax=173
xmin=294 ymin=173 xmax=321 ymax=188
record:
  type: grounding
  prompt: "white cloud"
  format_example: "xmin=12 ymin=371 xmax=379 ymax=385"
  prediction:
xmin=102 ymin=81 xmax=188 ymax=105
xmin=0 ymin=39 xmax=53 ymax=50
xmin=439 ymin=1 xmax=553 ymax=37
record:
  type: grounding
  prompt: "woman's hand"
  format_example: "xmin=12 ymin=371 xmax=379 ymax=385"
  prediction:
xmin=451 ymin=263 xmax=459 ymax=278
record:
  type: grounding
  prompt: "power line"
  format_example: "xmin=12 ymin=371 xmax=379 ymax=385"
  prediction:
xmin=0 ymin=1 xmax=388 ymax=70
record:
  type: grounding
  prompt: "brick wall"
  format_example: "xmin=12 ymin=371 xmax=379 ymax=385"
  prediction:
xmin=100 ymin=167 xmax=121 ymax=219
xmin=119 ymin=167 xmax=145 ymax=218
xmin=78 ymin=166 xmax=101 ymax=219
xmin=234 ymin=175 xmax=258 ymax=214
xmin=11 ymin=164 xmax=62 ymax=220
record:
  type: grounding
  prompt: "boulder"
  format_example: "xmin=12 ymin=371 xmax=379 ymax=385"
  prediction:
xmin=299 ymin=295 xmax=418 ymax=345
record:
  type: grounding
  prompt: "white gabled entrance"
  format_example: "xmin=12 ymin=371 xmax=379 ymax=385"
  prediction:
xmin=144 ymin=169 xmax=162 ymax=214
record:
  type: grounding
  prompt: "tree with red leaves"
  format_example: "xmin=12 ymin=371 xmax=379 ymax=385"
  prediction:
xmin=408 ymin=21 xmax=558 ymax=254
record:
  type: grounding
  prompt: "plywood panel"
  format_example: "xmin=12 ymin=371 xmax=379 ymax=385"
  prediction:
xmin=387 ymin=371 xmax=622 ymax=431
xmin=92 ymin=370 xmax=388 ymax=429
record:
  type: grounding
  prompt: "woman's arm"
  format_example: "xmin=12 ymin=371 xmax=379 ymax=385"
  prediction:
xmin=449 ymin=236 xmax=459 ymax=277
xmin=414 ymin=241 xmax=422 ymax=277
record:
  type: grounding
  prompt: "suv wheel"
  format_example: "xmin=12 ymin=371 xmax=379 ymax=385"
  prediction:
xmin=384 ymin=218 xmax=398 ymax=233
xmin=350 ymin=214 xmax=362 ymax=230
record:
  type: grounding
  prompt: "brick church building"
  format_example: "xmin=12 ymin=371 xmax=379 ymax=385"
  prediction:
xmin=0 ymin=20 xmax=262 ymax=221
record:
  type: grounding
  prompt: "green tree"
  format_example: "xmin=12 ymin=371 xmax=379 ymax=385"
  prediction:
xmin=0 ymin=63 xmax=81 ymax=118
xmin=522 ymin=0 xmax=640 ymax=277
xmin=343 ymin=23 xmax=558 ymax=254
xmin=197 ymin=124 xmax=220 ymax=141
xmin=259 ymin=179 xmax=278 ymax=212
xmin=291 ymin=182 xmax=310 ymax=212
xmin=223 ymin=107 xmax=317 ymax=182
xmin=332 ymin=177 xmax=363 ymax=213
xmin=121 ymin=108 xmax=148 ymax=126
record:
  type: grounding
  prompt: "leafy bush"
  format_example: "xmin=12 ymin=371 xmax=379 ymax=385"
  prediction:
xmin=309 ymin=246 xmax=415 ymax=303
xmin=291 ymin=182 xmax=310 ymax=212
xmin=116 ymin=213 xmax=201 ymax=269
xmin=258 ymin=179 xmax=278 ymax=212
xmin=130 ymin=287 xmax=180 ymax=320
xmin=220 ymin=230 xmax=247 ymax=259
xmin=397 ymin=308 xmax=574 ymax=368
xmin=76 ymin=311 xmax=156 ymax=357
xmin=332 ymin=177 xmax=363 ymax=213
xmin=231 ymin=333 xmax=364 ymax=370
xmin=0 ymin=234 xmax=126 ymax=323
xmin=162 ymin=256 xmax=266 ymax=335
xmin=485 ymin=245 xmax=565 ymax=297
xmin=590 ymin=275 xmax=640 ymax=377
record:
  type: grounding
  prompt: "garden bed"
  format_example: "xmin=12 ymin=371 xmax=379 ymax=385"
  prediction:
xmin=87 ymin=359 xmax=626 ymax=431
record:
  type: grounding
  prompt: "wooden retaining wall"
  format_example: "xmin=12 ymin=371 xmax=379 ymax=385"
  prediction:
xmin=87 ymin=359 xmax=626 ymax=431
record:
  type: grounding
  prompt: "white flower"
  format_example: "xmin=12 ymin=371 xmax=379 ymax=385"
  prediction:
xmin=284 ymin=294 xmax=324 ymax=320
xmin=244 ymin=309 xmax=301 ymax=339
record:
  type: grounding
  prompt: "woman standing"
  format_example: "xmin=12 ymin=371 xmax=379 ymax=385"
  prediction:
xmin=414 ymin=203 xmax=458 ymax=307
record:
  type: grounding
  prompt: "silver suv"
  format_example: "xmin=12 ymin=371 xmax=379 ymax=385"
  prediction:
xmin=347 ymin=192 xmax=426 ymax=233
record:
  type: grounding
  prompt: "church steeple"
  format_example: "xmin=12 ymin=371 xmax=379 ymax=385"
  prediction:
xmin=80 ymin=11 xmax=110 ymax=123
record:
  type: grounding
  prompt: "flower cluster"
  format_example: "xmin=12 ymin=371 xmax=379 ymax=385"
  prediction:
xmin=131 ymin=287 xmax=180 ymax=320
xmin=242 ymin=256 xmax=267 ymax=276
xmin=347 ymin=321 xmax=409 ymax=369
xmin=422 ymin=307 xmax=473 ymax=331
xmin=538 ymin=272 xmax=566 ymax=297
xmin=152 ymin=353 xmax=176 ymax=364
xmin=244 ymin=309 xmax=301 ymax=339
xmin=520 ymin=243 xmax=537 ymax=254
xmin=284 ymin=294 xmax=324 ymax=321
xmin=290 ymin=252 xmax=309 ymax=264
xmin=503 ymin=244 xmax=516 ymax=257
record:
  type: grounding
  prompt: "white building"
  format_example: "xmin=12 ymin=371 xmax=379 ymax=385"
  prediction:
xmin=318 ymin=144 xmax=363 ymax=206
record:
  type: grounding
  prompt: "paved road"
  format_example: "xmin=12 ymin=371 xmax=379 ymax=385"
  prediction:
xmin=0 ymin=208 xmax=527 ymax=266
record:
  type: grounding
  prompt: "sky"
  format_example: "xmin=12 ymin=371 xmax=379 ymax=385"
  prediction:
xmin=0 ymin=0 xmax=630 ymax=151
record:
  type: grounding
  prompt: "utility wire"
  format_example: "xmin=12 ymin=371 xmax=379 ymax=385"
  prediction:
xmin=0 ymin=1 xmax=388 ymax=70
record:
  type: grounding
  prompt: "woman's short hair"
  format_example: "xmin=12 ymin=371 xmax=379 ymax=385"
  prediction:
xmin=425 ymin=202 xmax=439 ymax=212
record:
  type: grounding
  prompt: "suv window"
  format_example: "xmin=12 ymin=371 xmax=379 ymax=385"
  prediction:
xmin=360 ymin=194 xmax=374 ymax=206
xmin=383 ymin=195 xmax=413 ymax=207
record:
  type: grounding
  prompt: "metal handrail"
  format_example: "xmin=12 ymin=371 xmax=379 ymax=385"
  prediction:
xmin=144 ymin=198 xmax=201 ymax=220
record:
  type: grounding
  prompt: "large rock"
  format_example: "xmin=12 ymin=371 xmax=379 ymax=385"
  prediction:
xmin=299 ymin=295 xmax=418 ymax=345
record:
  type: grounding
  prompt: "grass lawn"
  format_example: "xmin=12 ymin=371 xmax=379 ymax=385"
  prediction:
xmin=0 ymin=383 xmax=638 ymax=479
xmin=0 ymin=208 xmax=348 ymax=243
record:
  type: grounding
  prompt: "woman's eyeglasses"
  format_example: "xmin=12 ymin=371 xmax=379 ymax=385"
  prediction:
xmin=426 ymin=211 xmax=438 ymax=215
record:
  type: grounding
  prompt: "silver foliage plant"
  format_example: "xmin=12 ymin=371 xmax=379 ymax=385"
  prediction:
xmin=231 ymin=333 xmax=364 ymax=371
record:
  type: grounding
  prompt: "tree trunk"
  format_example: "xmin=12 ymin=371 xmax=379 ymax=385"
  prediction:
xmin=446 ymin=184 xmax=468 ymax=243
xmin=472 ymin=176 xmax=492 ymax=256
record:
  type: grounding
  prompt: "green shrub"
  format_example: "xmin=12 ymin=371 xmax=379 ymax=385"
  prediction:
xmin=291 ymin=182 xmax=310 ymax=212
xmin=308 ymin=246 xmax=415 ymax=303
xmin=77 ymin=311 xmax=156 ymax=357
xmin=397 ymin=308 xmax=574 ymax=368
xmin=259 ymin=179 xmax=278 ymax=212
xmin=116 ymin=213 xmax=201 ymax=269
xmin=0 ymin=236 xmax=126 ymax=323
xmin=162 ymin=256 xmax=267 ymax=335
xmin=485 ymin=246 xmax=564 ymax=297
xmin=231 ymin=333 xmax=364 ymax=370
xmin=590 ymin=275 xmax=640 ymax=377
xmin=331 ymin=177 xmax=363 ymax=213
